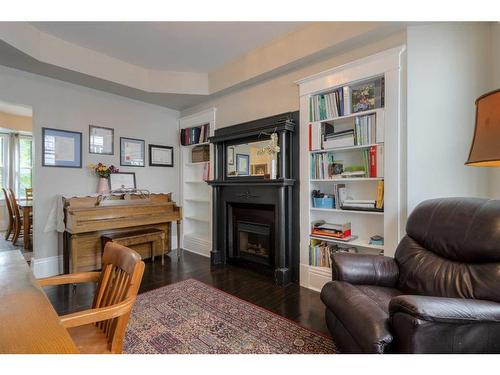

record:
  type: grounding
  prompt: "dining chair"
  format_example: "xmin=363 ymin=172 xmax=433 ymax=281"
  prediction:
xmin=25 ymin=188 xmax=33 ymax=200
xmin=8 ymin=188 xmax=23 ymax=245
xmin=38 ymin=242 xmax=145 ymax=354
xmin=2 ymin=188 xmax=14 ymax=240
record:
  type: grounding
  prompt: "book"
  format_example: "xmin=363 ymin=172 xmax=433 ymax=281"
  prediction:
xmin=367 ymin=145 xmax=384 ymax=178
xmin=335 ymin=184 xmax=346 ymax=208
xmin=323 ymin=132 xmax=354 ymax=149
xmin=375 ymin=180 xmax=384 ymax=209
xmin=310 ymin=122 xmax=322 ymax=150
xmin=312 ymin=221 xmax=351 ymax=239
xmin=309 ymin=87 xmax=344 ymax=121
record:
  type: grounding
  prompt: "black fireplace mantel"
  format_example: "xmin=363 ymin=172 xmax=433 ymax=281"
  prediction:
xmin=207 ymin=112 xmax=300 ymax=286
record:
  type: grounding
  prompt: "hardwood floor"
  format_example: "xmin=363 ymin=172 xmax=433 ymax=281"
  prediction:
xmin=43 ymin=250 xmax=330 ymax=336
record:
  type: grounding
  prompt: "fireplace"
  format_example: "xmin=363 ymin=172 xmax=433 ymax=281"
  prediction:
xmin=228 ymin=204 xmax=275 ymax=272
xmin=208 ymin=112 xmax=299 ymax=286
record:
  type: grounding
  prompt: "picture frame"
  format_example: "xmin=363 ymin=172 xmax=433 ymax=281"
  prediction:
xmin=236 ymin=153 xmax=249 ymax=176
xmin=251 ymin=163 xmax=268 ymax=176
xmin=89 ymin=125 xmax=114 ymax=155
xmin=42 ymin=127 xmax=82 ymax=168
xmin=120 ymin=137 xmax=145 ymax=167
xmin=149 ymin=144 xmax=173 ymax=167
xmin=227 ymin=146 xmax=235 ymax=165
xmin=109 ymin=172 xmax=136 ymax=191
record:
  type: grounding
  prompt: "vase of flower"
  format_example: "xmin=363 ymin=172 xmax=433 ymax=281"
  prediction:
xmin=97 ymin=177 xmax=108 ymax=194
xmin=88 ymin=163 xmax=119 ymax=194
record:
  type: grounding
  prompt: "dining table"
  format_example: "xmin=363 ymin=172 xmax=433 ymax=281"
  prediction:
xmin=17 ymin=198 xmax=33 ymax=250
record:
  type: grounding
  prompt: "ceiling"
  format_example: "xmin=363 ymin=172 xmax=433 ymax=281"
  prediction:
xmin=0 ymin=99 xmax=32 ymax=117
xmin=30 ymin=22 xmax=305 ymax=72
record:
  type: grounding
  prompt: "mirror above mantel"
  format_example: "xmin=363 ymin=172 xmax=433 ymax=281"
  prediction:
xmin=226 ymin=138 xmax=276 ymax=178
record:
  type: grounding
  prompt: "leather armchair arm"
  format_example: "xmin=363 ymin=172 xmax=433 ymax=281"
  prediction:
xmin=331 ymin=253 xmax=399 ymax=287
xmin=389 ymin=295 xmax=500 ymax=324
xmin=389 ymin=295 xmax=500 ymax=353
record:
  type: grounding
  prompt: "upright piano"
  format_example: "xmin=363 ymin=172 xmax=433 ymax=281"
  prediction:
xmin=61 ymin=192 xmax=182 ymax=273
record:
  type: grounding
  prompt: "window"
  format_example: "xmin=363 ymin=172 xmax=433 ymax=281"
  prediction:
xmin=18 ymin=135 xmax=33 ymax=197
xmin=0 ymin=133 xmax=33 ymax=198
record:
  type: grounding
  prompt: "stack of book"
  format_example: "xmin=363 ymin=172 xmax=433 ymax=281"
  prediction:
xmin=323 ymin=118 xmax=355 ymax=149
xmin=342 ymin=199 xmax=376 ymax=210
xmin=309 ymin=240 xmax=337 ymax=268
xmin=180 ymin=123 xmax=210 ymax=146
xmin=310 ymin=152 xmax=337 ymax=179
xmin=311 ymin=220 xmax=352 ymax=241
xmin=309 ymin=240 xmax=361 ymax=268
xmin=354 ymin=114 xmax=378 ymax=145
xmin=309 ymin=86 xmax=351 ymax=121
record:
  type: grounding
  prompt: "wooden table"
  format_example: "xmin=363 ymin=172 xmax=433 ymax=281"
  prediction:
xmin=0 ymin=251 xmax=78 ymax=353
xmin=17 ymin=199 xmax=32 ymax=250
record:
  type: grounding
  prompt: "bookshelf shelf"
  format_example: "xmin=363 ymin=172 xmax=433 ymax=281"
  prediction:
xmin=310 ymin=143 xmax=382 ymax=154
xmin=310 ymin=207 xmax=384 ymax=216
xmin=185 ymin=198 xmax=210 ymax=203
xmin=185 ymin=161 xmax=209 ymax=166
xmin=309 ymin=108 xmax=382 ymax=125
xmin=185 ymin=216 xmax=210 ymax=223
xmin=309 ymin=234 xmax=384 ymax=251
xmin=297 ymin=46 xmax=406 ymax=292
xmin=183 ymin=141 xmax=210 ymax=148
xmin=310 ymin=178 xmax=383 ymax=182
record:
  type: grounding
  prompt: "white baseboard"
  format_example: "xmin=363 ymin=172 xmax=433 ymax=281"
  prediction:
xmin=182 ymin=233 xmax=211 ymax=257
xmin=300 ymin=263 xmax=331 ymax=292
xmin=32 ymin=255 xmax=62 ymax=278
xmin=182 ymin=247 xmax=210 ymax=258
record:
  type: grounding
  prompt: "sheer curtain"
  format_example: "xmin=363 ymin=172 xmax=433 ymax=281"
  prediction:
xmin=8 ymin=132 xmax=20 ymax=196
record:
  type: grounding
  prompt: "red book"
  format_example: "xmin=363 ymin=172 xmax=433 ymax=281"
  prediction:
xmin=369 ymin=146 xmax=377 ymax=177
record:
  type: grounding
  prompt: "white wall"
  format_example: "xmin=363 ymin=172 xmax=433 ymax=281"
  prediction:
xmin=488 ymin=23 xmax=500 ymax=197
xmin=406 ymin=23 xmax=492 ymax=213
xmin=0 ymin=65 xmax=180 ymax=275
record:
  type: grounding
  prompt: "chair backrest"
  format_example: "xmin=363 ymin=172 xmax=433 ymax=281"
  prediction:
xmin=25 ymin=188 xmax=33 ymax=200
xmin=8 ymin=188 xmax=21 ymax=219
xmin=395 ymin=197 xmax=500 ymax=302
xmin=2 ymin=188 xmax=14 ymax=219
xmin=93 ymin=242 xmax=145 ymax=353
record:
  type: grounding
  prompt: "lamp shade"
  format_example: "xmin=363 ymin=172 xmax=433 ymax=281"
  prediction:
xmin=465 ymin=89 xmax=500 ymax=167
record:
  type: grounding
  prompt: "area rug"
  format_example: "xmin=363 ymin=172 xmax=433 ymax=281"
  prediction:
xmin=124 ymin=278 xmax=337 ymax=354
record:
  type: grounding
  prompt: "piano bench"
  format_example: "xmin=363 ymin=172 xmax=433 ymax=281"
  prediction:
xmin=101 ymin=228 xmax=166 ymax=265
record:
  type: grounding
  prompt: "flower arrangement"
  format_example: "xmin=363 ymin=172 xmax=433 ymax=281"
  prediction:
xmin=257 ymin=132 xmax=280 ymax=155
xmin=88 ymin=163 xmax=119 ymax=179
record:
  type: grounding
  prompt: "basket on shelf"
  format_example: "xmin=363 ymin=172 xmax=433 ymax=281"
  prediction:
xmin=192 ymin=145 xmax=210 ymax=163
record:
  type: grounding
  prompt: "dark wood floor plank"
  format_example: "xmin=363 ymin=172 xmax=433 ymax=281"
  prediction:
xmin=43 ymin=250 xmax=329 ymax=336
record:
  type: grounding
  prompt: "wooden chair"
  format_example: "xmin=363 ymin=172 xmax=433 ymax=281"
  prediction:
xmin=25 ymin=188 xmax=33 ymax=200
xmin=8 ymin=188 xmax=23 ymax=244
xmin=2 ymin=188 xmax=15 ymax=240
xmin=38 ymin=242 xmax=145 ymax=354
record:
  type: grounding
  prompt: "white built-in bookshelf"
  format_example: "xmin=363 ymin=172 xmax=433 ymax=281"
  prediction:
xmin=296 ymin=46 xmax=407 ymax=292
xmin=179 ymin=108 xmax=216 ymax=258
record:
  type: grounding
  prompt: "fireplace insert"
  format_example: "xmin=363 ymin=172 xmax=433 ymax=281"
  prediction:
xmin=228 ymin=203 xmax=275 ymax=273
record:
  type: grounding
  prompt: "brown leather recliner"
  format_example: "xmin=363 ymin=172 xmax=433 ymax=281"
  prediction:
xmin=320 ymin=198 xmax=500 ymax=353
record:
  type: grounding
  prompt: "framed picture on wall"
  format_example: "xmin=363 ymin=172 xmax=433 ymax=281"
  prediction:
xmin=120 ymin=137 xmax=145 ymax=167
xmin=42 ymin=127 xmax=82 ymax=168
xmin=149 ymin=144 xmax=173 ymax=167
xmin=228 ymin=146 xmax=235 ymax=165
xmin=236 ymin=154 xmax=249 ymax=176
xmin=109 ymin=172 xmax=136 ymax=190
xmin=89 ymin=125 xmax=114 ymax=155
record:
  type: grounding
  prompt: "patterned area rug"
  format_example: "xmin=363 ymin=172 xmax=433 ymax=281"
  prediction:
xmin=124 ymin=278 xmax=337 ymax=354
